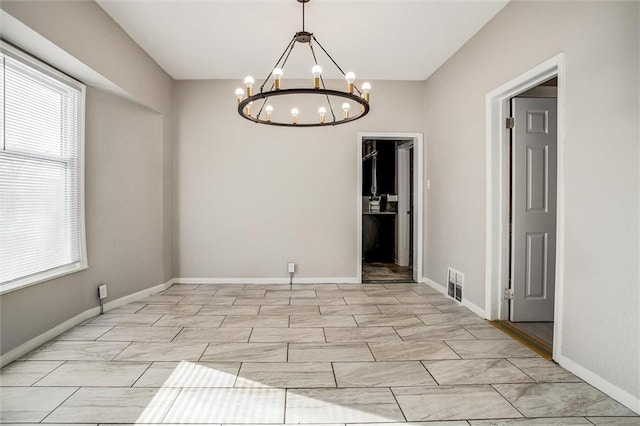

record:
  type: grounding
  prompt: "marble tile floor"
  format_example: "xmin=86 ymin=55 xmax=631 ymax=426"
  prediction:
xmin=1 ymin=283 xmax=637 ymax=425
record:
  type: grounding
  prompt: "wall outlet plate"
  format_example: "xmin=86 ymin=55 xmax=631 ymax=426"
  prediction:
xmin=288 ymin=262 xmax=296 ymax=273
xmin=98 ymin=284 xmax=108 ymax=299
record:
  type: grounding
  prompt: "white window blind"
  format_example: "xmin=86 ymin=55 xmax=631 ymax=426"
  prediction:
xmin=0 ymin=43 xmax=86 ymax=293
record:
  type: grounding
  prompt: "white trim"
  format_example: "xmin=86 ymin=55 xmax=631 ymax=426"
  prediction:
xmin=484 ymin=53 xmax=566 ymax=362
xmin=558 ymin=355 xmax=640 ymax=415
xmin=0 ymin=279 xmax=173 ymax=367
xmin=0 ymin=10 xmax=131 ymax=100
xmin=357 ymin=132 xmax=424 ymax=283
xmin=0 ymin=40 xmax=88 ymax=295
xmin=103 ymin=279 xmax=174 ymax=312
xmin=0 ymin=306 xmax=99 ymax=367
xmin=424 ymin=277 xmax=487 ymax=318
xmin=462 ymin=297 xmax=487 ymax=319
xmin=424 ymin=277 xmax=447 ymax=294
xmin=0 ymin=264 xmax=89 ymax=296
xmin=173 ymin=277 xmax=360 ymax=285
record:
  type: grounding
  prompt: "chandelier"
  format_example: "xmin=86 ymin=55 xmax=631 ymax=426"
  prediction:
xmin=235 ymin=0 xmax=371 ymax=127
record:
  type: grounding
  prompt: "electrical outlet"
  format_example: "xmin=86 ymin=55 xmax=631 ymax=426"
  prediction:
xmin=288 ymin=262 xmax=296 ymax=273
xmin=98 ymin=284 xmax=108 ymax=299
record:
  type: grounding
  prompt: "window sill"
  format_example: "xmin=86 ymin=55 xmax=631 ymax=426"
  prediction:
xmin=0 ymin=262 xmax=89 ymax=296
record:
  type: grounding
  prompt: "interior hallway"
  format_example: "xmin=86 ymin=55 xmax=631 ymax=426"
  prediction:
xmin=0 ymin=283 xmax=636 ymax=424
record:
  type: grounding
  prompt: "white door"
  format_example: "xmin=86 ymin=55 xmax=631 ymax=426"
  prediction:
xmin=510 ymin=97 xmax=557 ymax=322
xmin=397 ymin=147 xmax=411 ymax=267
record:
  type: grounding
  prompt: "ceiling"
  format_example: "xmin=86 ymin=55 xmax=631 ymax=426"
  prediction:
xmin=97 ymin=0 xmax=509 ymax=81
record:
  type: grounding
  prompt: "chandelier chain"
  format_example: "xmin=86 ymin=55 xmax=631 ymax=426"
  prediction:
xmin=312 ymin=35 xmax=363 ymax=96
xmin=309 ymin=40 xmax=337 ymax=122
xmin=259 ymin=35 xmax=296 ymax=93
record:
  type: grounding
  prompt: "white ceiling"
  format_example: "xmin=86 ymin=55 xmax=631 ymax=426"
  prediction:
xmin=97 ymin=0 xmax=509 ymax=81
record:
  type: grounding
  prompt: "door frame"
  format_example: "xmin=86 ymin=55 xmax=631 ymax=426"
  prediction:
xmin=357 ymin=132 xmax=424 ymax=283
xmin=484 ymin=53 xmax=566 ymax=361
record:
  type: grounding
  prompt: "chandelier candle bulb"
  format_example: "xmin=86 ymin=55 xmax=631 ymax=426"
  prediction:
xmin=362 ymin=82 xmax=371 ymax=102
xmin=244 ymin=76 xmax=254 ymax=96
xmin=319 ymin=106 xmax=326 ymax=123
xmin=273 ymin=68 xmax=283 ymax=90
xmin=265 ymin=105 xmax=274 ymax=122
xmin=235 ymin=88 xmax=244 ymax=104
xmin=312 ymin=65 xmax=322 ymax=89
xmin=291 ymin=107 xmax=299 ymax=124
xmin=342 ymin=102 xmax=351 ymax=119
xmin=246 ymin=102 xmax=253 ymax=117
xmin=345 ymin=72 xmax=356 ymax=93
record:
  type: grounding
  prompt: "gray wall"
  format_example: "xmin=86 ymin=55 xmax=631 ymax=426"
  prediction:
xmin=174 ymin=79 xmax=425 ymax=279
xmin=424 ymin=1 xmax=639 ymax=402
xmin=0 ymin=1 xmax=173 ymax=354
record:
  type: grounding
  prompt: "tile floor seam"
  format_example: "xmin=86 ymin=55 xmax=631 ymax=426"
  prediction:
xmin=330 ymin=361 xmax=338 ymax=387
xmin=132 ymin=304 xmax=146 ymax=313
xmin=390 ymin=325 xmax=405 ymax=342
xmin=94 ymin=325 xmax=116 ymax=340
xmin=158 ymin=386 xmax=185 ymax=423
xmin=283 ymin=388 xmax=288 ymax=424
xmin=149 ymin=313 xmax=163 ymax=326
xmin=490 ymin=382 xmax=527 ymax=419
xmin=233 ymin=363 xmax=242 ymax=387
xmin=111 ymin=340 xmax=134 ymax=361
xmin=442 ymin=339 xmax=464 ymax=360
xmin=38 ymin=385 xmax=81 ymax=423
xmin=128 ymin=361 xmax=154 ymax=388
xmin=198 ymin=342 xmax=211 ymax=362
xmin=174 ymin=326 xmax=185 ymax=343
xmin=504 ymin=357 xmax=539 ymax=383
xmin=364 ymin=342 xmax=377 ymax=361
xmin=193 ymin=304 xmax=206 ymax=315
xmin=388 ymin=386 xmax=408 ymax=422
xmin=30 ymin=360 xmax=69 ymax=387
xmin=418 ymin=360 xmax=440 ymax=386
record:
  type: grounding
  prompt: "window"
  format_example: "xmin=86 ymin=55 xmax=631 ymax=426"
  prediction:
xmin=0 ymin=42 xmax=86 ymax=294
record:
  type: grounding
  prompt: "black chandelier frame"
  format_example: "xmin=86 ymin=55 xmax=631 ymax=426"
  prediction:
xmin=237 ymin=0 xmax=370 ymax=127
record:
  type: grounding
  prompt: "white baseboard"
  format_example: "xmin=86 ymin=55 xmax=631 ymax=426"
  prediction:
xmin=103 ymin=279 xmax=173 ymax=312
xmin=173 ymin=277 xmax=360 ymax=285
xmin=0 ymin=279 xmax=173 ymax=367
xmin=424 ymin=277 xmax=447 ymax=294
xmin=462 ymin=298 xmax=486 ymax=319
xmin=558 ymin=355 xmax=640 ymax=415
xmin=424 ymin=277 xmax=487 ymax=319
xmin=0 ymin=306 xmax=100 ymax=367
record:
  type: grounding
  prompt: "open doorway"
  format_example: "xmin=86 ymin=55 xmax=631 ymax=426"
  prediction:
xmin=498 ymin=77 xmax=558 ymax=357
xmin=485 ymin=54 xmax=565 ymax=361
xmin=357 ymin=133 xmax=423 ymax=284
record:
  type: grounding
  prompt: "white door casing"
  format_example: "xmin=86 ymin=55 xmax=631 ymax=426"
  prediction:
xmin=357 ymin=132 xmax=424 ymax=283
xmin=510 ymin=97 xmax=558 ymax=322
xmin=485 ymin=52 xmax=565 ymax=361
